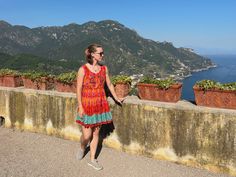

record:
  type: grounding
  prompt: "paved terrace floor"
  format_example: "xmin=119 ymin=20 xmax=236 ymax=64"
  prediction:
xmin=0 ymin=127 xmax=232 ymax=177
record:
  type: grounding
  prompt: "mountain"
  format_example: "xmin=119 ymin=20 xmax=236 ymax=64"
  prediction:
xmin=0 ymin=52 xmax=79 ymax=74
xmin=0 ymin=20 xmax=214 ymax=79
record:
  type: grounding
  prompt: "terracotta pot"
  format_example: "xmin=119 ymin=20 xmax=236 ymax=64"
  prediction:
xmin=193 ymin=86 xmax=236 ymax=109
xmin=55 ymin=80 xmax=77 ymax=93
xmin=0 ymin=76 xmax=3 ymax=86
xmin=23 ymin=77 xmax=38 ymax=89
xmin=137 ymin=83 xmax=182 ymax=102
xmin=114 ymin=83 xmax=130 ymax=98
xmin=23 ymin=77 xmax=54 ymax=90
xmin=41 ymin=77 xmax=55 ymax=90
xmin=0 ymin=75 xmax=22 ymax=87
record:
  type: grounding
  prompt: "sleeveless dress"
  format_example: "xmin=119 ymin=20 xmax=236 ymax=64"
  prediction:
xmin=76 ymin=64 xmax=112 ymax=128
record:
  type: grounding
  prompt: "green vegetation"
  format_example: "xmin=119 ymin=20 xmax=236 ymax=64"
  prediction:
xmin=195 ymin=80 xmax=236 ymax=91
xmin=0 ymin=53 xmax=79 ymax=75
xmin=0 ymin=20 xmax=214 ymax=78
xmin=111 ymin=75 xmax=132 ymax=85
xmin=22 ymin=71 xmax=54 ymax=81
xmin=0 ymin=68 xmax=20 ymax=76
xmin=139 ymin=76 xmax=177 ymax=89
xmin=56 ymin=71 xmax=77 ymax=84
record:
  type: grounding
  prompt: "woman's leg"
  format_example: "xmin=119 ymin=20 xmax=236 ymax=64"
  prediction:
xmin=90 ymin=126 xmax=101 ymax=160
xmin=77 ymin=126 xmax=92 ymax=160
xmin=80 ymin=126 xmax=92 ymax=150
xmin=87 ymin=126 xmax=103 ymax=170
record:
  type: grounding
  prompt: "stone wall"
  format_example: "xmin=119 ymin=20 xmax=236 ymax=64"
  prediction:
xmin=0 ymin=87 xmax=236 ymax=176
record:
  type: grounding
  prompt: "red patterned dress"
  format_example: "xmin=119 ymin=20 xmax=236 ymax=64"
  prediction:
xmin=76 ymin=64 xmax=112 ymax=128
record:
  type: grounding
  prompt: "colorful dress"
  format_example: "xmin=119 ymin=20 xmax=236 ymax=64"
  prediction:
xmin=76 ymin=64 xmax=112 ymax=128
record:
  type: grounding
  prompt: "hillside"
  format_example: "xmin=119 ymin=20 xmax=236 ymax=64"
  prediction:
xmin=0 ymin=20 xmax=214 ymax=79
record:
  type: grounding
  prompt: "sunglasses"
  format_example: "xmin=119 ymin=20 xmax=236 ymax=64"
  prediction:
xmin=94 ymin=52 xmax=104 ymax=56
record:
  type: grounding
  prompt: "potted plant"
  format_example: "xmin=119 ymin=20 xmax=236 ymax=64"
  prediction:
xmin=0 ymin=68 xmax=22 ymax=87
xmin=55 ymin=71 xmax=77 ymax=93
xmin=22 ymin=71 xmax=54 ymax=90
xmin=137 ymin=76 xmax=182 ymax=102
xmin=193 ymin=80 xmax=236 ymax=109
xmin=111 ymin=75 xmax=132 ymax=98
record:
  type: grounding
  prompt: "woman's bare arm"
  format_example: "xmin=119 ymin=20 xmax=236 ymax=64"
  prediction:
xmin=105 ymin=66 xmax=123 ymax=103
xmin=77 ymin=67 xmax=85 ymax=116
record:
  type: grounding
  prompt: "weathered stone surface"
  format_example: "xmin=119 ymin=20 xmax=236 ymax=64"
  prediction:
xmin=0 ymin=87 xmax=236 ymax=176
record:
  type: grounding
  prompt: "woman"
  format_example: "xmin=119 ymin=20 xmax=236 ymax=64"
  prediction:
xmin=76 ymin=44 xmax=123 ymax=170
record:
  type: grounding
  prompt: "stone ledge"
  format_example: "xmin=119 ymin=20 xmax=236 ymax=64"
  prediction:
xmin=1 ymin=86 xmax=235 ymax=114
xmin=0 ymin=87 xmax=236 ymax=176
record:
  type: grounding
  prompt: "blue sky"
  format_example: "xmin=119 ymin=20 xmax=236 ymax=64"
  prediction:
xmin=0 ymin=0 xmax=235 ymax=55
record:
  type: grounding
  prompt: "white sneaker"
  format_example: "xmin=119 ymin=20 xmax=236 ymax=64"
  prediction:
xmin=76 ymin=147 xmax=84 ymax=160
xmin=87 ymin=159 xmax=103 ymax=171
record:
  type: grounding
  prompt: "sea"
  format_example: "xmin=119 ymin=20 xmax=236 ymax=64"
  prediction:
xmin=182 ymin=54 xmax=236 ymax=101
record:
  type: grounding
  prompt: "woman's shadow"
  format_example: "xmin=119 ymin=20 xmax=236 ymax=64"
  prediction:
xmin=96 ymin=122 xmax=115 ymax=158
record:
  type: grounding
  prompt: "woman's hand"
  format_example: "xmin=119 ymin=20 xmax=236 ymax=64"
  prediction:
xmin=78 ymin=106 xmax=84 ymax=117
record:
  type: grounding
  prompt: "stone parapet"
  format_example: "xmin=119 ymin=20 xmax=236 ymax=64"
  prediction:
xmin=0 ymin=87 xmax=236 ymax=176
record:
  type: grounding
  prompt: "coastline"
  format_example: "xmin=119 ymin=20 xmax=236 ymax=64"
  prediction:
xmin=182 ymin=54 xmax=236 ymax=100
xmin=176 ymin=63 xmax=218 ymax=81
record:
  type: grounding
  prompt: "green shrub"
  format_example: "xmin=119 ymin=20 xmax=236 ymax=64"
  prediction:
xmin=195 ymin=80 xmax=236 ymax=91
xmin=0 ymin=68 xmax=20 ymax=76
xmin=111 ymin=75 xmax=132 ymax=85
xmin=22 ymin=71 xmax=53 ymax=81
xmin=56 ymin=71 xmax=77 ymax=84
xmin=139 ymin=76 xmax=177 ymax=89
